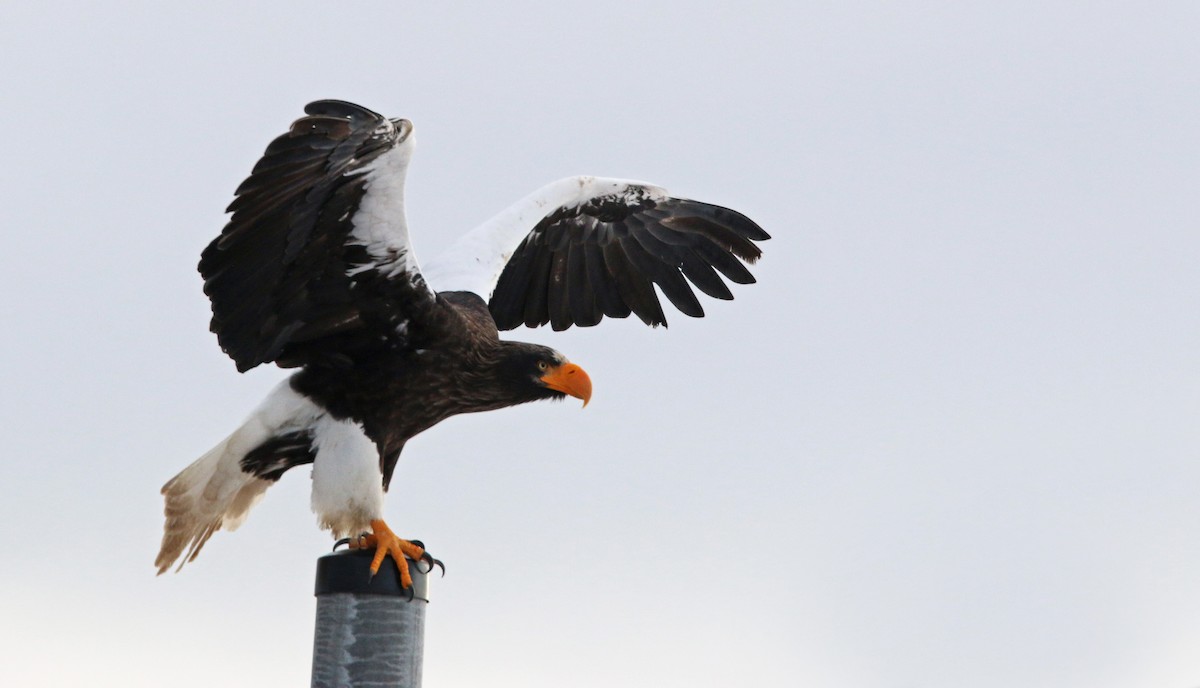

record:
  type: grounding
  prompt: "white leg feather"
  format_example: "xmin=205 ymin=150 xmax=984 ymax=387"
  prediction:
xmin=310 ymin=416 xmax=385 ymax=538
xmin=155 ymin=379 xmax=324 ymax=573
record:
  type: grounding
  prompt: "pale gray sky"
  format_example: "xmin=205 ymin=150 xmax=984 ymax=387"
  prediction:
xmin=1 ymin=2 xmax=1197 ymax=687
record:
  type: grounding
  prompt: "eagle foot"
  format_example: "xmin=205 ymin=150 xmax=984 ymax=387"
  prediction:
xmin=346 ymin=519 xmax=438 ymax=589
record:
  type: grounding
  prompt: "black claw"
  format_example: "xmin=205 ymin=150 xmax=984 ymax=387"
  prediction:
xmin=403 ymin=584 xmax=414 ymax=602
xmin=420 ymin=553 xmax=446 ymax=577
xmin=333 ymin=538 xmax=352 ymax=551
xmin=409 ymin=539 xmax=425 ymax=550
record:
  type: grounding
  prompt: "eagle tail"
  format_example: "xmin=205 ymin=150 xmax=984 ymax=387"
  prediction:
xmin=155 ymin=380 xmax=322 ymax=574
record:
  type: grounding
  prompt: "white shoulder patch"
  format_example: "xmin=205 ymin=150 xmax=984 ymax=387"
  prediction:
xmin=423 ymin=175 xmax=667 ymax=298
xmin=346 ymin=133 xmax=424 ymax=280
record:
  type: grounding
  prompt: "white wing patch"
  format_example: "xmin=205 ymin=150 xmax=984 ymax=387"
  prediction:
xmin=346 ymin=131 xmax=424 ymax=280
xmin=422 ymin=175 xmax=668 ymax=298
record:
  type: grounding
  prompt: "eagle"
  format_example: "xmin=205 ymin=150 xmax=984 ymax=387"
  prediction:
xmin=156 ymin=100 xmax=769 ymax=587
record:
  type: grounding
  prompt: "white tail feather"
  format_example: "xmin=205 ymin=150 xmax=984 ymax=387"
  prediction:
xmin=155 ymin=380 xmax=324 ymax=574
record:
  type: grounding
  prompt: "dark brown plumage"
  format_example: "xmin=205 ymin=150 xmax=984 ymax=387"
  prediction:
xmin=289 ymin=292 xmax=573 ymax=488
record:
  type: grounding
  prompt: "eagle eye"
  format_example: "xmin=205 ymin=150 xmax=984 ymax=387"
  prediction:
xmin=537 ymin=361 xmax=549 ymax=372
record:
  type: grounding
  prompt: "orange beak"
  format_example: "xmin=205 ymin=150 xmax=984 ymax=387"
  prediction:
xmin=540 ymin=362 xmax=592 ymax=407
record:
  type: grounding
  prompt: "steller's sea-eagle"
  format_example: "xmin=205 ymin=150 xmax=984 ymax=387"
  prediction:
xmin=156 ymin=100 xmax=769 ymax=587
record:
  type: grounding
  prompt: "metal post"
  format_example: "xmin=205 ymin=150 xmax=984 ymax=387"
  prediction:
xmin=311 ymin=549 xmax=430 ymax=688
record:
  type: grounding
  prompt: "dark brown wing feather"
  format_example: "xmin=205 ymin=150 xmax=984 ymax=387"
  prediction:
xmin=199 ymin=100 xmax=432 ymax=372
xmin=489 ymin=194 xmax=769 ymax=330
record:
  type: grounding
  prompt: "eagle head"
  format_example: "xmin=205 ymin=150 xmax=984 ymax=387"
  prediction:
xmin=497 ymin=343 xmax=592 ymax=407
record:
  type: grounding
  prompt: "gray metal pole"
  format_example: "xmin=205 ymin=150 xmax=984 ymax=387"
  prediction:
xmin=311 ymin=549 xmax=430 ymax=688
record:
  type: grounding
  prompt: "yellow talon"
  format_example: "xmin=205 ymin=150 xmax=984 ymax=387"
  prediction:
xmin=349 ymin=519 xmax=426 ymax=588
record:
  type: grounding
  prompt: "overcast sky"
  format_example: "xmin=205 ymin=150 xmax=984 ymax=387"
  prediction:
xmin=1 ymin=2 xmax=1197 ymax=687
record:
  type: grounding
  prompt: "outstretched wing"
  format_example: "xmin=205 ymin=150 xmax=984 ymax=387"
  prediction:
xmin=199 ymin=100 xmax=434 ymax=371
xmin=422 ymin=176 xmax=769 ymax=330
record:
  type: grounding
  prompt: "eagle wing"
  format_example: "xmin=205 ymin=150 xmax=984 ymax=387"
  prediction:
xmin=200 ymin=100 xmax=434 ymax=371
xmin=422 ymin=176 xmax=769 ymax=330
